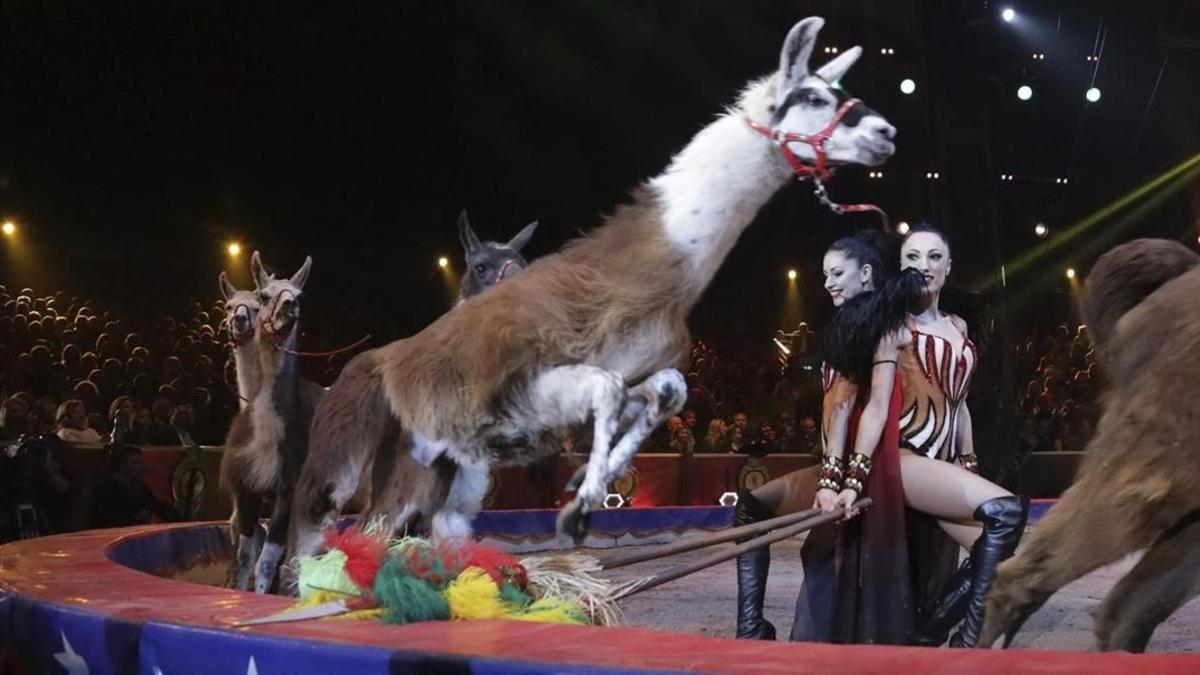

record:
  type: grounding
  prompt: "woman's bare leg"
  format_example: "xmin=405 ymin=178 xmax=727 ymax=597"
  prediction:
xmin=899 ymin=449 xmax=1011 ymax=519
xmin=899 ymin=448 xmax=1028 ymax=647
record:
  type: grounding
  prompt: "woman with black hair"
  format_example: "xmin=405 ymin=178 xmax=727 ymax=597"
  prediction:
xmin=735 ymin=230 xmax=919 ymax=640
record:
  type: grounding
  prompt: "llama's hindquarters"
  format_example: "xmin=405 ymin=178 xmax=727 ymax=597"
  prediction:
xmin=288 ymin=351 xmax=394 ymax=559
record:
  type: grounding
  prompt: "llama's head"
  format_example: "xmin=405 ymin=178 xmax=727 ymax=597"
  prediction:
xmin=457 ymin=210 xmax=538 ymax=299
xmin=250 ymin=251 xmax=313 ymax=340
xmin=768 ymin=17 xmax=895 ymax=168
xmin=218 ymin=271 xmax=260 ymax=346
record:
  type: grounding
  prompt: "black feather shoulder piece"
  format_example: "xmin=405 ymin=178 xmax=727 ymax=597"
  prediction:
xmin=819 ymin=268 xmax=926 ymax=386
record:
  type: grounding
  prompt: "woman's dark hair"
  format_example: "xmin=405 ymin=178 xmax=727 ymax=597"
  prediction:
xmin=820 ymin=230 xmax=922 ymax=385
xmin=826 ymin=230 xmax=892 ymax=286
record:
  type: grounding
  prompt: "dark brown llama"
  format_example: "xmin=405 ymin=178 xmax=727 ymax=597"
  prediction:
xmin=980 ymin=238 xmax=1200 ymax=651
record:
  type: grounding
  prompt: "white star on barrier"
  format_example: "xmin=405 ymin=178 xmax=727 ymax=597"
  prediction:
xmin=247 ymin=656 xmax=259 ymax=675
xmin=53 ymin=631 xmax=90 ymax=675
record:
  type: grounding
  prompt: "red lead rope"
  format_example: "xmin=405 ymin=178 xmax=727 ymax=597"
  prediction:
xmin=746 ymin=98 xmax=890 ymax=231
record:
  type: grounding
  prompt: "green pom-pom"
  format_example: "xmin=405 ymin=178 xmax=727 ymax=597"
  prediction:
xmin=498 ymin=582 xmax=531 ymax=612
xmin=373 ymin=558 xmax=450 ymax=625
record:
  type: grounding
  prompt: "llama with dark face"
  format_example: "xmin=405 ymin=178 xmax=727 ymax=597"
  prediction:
xmin=457 ymin=210 xmax=537 ymax=302
xmin=290 ymin=16 xmax=896 ymax=559
xmin=360 ymin=212 xmax=540 ymax=536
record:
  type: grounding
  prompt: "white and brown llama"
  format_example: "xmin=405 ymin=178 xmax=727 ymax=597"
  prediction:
xmin=290 ymin=16 xmax=896 ymax=559
xmin=221 ymin=252 xmax=324 ymax=593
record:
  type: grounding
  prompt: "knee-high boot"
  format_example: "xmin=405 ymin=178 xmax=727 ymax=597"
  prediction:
xmin=914 ymin=558 xmax=973 ymax=646
xmin=949 ymin=495 xmax=1030 ymax=648
xmin=735 ymin=489 xmax=777 ymax=640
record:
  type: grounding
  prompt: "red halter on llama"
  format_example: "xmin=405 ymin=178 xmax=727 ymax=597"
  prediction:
xmin=288 ymin=16 xmax=896 ymax=564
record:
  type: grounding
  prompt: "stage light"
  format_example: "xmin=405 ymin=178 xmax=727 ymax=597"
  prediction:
xmin=719 ymin=492 xmax=739 ymax=507
xmin=437 ymin=256 xmax=449 ymax=269
xmin=1017 ymin=85 xmax=1033 ymax=101
xmin=1 ymin=221 xmax=14 ymax=237
xmin=900 ymin=78 xmax=916 ymax=95
xmin=226 ymin=242 xmax=241 ymax=257
xmin=1002 ymin=8 xmax=1016 ymax=22
xmin=1086 ymin=87 xmax=1101 ymax=103
xmin=897 ymin=221 xmax=911 ymax=235
xmin=787 ymin=269 xmax=797 ymax=281
xmin=1034 ymin=223 xmax=1048 ymax=238
xmin=1066 ymin=268 xmax=1076 ymax=280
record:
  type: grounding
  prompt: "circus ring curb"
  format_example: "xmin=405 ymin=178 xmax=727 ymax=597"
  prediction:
xmin=3 ymin=505 xmax=1199 ymax=674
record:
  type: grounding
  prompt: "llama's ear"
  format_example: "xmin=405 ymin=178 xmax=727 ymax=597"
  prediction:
xmin=290 ymin=255 xmax=313 ymax=290
xmin=458 ymin=210 xmax=481 ymax=255
xmin=505 ymin=221 xmax=538 ymax=253
xmin=250 ymin=251 xmax=270 ymax=290
xmin=815 ymin=46 xmax=862 ymax=84
xmin=218 ymin=271 xmax=236 ymax=300
xmin=779 ymin=17 xmax=824 ymax=86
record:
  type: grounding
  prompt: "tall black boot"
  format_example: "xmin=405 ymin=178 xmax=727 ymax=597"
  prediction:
xmin=914 ymin=557 xmax=973 ymax=646
xmin=949 ymin=495 xmax=1030 ymax=648
xmin=735 ymin=489 xmax=777 ymax=640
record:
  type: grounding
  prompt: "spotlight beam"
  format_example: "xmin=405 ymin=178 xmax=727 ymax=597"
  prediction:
xmin=975 ymin=151 xmax=1200 ymax=292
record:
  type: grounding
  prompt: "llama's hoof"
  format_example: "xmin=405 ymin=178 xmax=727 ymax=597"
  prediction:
xmin=564 ymin=465 xmax=589 ymax=492
xmin=556 ymin=499 xmax=592 ymax=543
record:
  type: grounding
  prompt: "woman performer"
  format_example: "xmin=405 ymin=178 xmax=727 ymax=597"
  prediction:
xmin=807 ymin=223 xmax=1028 ymax=648
xmin=735 ymin=231 xmax=906 ymax=640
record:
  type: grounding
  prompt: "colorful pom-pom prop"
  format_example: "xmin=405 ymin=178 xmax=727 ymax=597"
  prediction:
xmin=444 ymin=567 xmax=509 ymax=621
xmin=322 ymin=525 xmax=387 ymax=591
xmin=373 ymin=558 xmax=451 ymax=625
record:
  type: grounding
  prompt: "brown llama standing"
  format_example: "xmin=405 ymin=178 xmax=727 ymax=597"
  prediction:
xmin=980 ymin=238 xmax=1200 ymax=651
xmin=289 ymin=16 xmax=898 ymax=559
xmin=220 ymin=252 xmax=324 ymax=593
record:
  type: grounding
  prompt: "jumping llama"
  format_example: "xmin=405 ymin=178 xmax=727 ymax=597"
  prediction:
xmin=980 ymin=238 xmax=1200 ymax=651
xmin=290 ymin=16 xmax=896 ymax=559
xmin=221 ymin=252 xmax=324 ymax=593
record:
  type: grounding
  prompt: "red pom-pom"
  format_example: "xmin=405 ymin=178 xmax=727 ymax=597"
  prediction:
xmin=457 ymin=541 xmax=527 ymax=588
xmin=323 ymin=526 xmax=387 ymax=590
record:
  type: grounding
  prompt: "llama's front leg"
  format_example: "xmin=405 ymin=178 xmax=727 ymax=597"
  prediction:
xmin=254 ymin=488 xmax=292 ymax=594
xmin=231 ymin=491 xmax=262 ymax=591
xmin=605 ymin=369 xmax=687 ymax=477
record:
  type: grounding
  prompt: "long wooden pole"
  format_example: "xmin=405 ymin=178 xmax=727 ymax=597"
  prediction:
xmin=611 ymin=499 xmax=871 ymax=601
xmin=600 ymin=507 xmax=821 ymax=570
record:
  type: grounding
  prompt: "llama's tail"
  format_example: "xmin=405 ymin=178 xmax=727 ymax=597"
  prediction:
xmin=1082 ymin=238 xmax=1199 ymax=363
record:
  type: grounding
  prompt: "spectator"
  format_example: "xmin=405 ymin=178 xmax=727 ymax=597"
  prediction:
xmin=698 ymin=418 xmax=729 ymax=453
xmin=89 ymin=445 xmax=179 ymax=527
xmin=55 ymin=399 xmax=103 ymax=443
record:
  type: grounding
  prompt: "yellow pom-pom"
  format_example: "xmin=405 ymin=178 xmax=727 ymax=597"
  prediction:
xmin=334 ymin=608 xmax=386 ymax=621
xmin=444 ymin=566 xmax=507 ymax=620
xmin=511 ymin=597 xmax=590 ymax=625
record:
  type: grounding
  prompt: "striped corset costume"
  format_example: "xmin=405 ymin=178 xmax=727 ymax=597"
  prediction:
xmin=897 ymin=321 xmax=977 ymax=461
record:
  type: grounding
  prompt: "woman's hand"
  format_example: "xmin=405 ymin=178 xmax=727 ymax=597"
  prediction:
xmin=835 ymin=489 xmax=861 ymax=520
xmin=813 ymin=488 xmax=840 ymax=512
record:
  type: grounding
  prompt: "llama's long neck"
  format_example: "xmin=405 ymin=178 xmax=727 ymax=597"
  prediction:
xmin=650 ymin=75 xmax=795 ymax=307
xmin=254 ymin=327 xmax=299 ymax=415
xmin=232 ymin=340 xmax=261 ymax=410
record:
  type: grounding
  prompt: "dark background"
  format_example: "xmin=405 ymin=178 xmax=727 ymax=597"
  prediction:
xmin=2 ymin=0 xmax=1198 ymax=341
